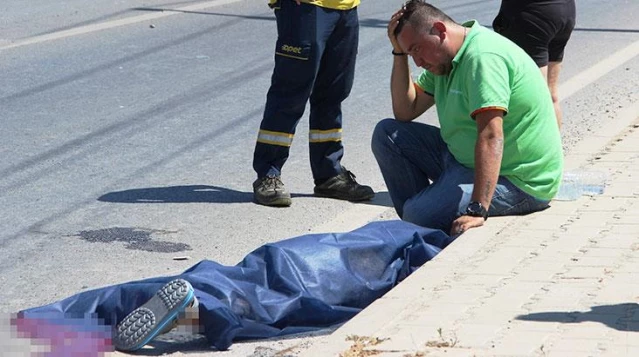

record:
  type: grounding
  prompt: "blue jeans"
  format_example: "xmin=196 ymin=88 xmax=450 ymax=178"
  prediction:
xmin=371 ymin=119 xmax=549 ymax=232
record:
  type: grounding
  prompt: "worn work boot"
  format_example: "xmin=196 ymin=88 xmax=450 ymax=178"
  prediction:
xmin=314 ymin=168 xmax=375 ymax=201
xmin=253 ymin=175 xmax=292 ymax=207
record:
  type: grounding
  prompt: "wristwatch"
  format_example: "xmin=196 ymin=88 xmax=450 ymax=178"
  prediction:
xmin=465 ymin=201 xmax=488 ymax=220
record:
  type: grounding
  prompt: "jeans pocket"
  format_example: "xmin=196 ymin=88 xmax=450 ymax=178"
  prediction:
xmin=501 ymin=197 xmax=549 ymax=216
xmin=490 ymin=180 xmax=550 ymax=217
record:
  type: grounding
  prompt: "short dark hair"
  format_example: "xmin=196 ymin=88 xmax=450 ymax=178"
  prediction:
xmin=394 ymin=1 xmax=457 ymax=38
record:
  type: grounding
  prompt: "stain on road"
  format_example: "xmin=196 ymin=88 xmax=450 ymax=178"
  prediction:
xmin=75 ymin=227 xmax=191 ymax=253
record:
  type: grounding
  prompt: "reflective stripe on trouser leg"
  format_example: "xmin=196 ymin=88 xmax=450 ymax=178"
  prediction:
xmin=309 ymin=129 xmax=344 ymax=183
xmin=309 ymin=129 xmax=342 ymax=143
xmin=257 ymin=130 xmax=294 ymax=147
xmin=253 ymin=130 xmax=296 ymax=179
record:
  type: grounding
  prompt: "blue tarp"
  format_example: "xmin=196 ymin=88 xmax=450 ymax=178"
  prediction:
xmin=20 ymin=220 xmax=452 ymax=351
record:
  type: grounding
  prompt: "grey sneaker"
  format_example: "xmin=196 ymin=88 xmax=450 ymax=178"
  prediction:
xmin=314 ymin=168 xmax=375 ymax=201
xmin=253 ymin=175 xmax=292 ymax=207
xmin=113 ymin=279 xmax=196 ymax=351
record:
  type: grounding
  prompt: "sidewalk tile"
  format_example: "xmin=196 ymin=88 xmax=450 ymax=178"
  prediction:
xmin=602 ymin=181 xmax=639 ymax=196
xmin=451 ymin=323 xmax=504 ymax=347
xmin=600 ymin=345 xmax=639 ymax=357
xmin=428 ymin=288 xmax=491 ymax=305
xmin=609 ymin=332 xmax=639 ymax=347
xmin=594 ymin=233 xmax=639 ymax=248
xmin=581 ymin=246 xmax=635 ymax=258
xmin=513 ymin=268 xmax=559 ymax=282
xmin=517 ymin=212 xmax=573 ymax=231
xmin=490 ymin=331 xmax=552 ymax=355
xmin=547 ymin=338 xmax=608 ymax=353
xmin=464 ymin=249 xmax=532 ymax=275
xmin=501 ymin=232 xmax=558 ymax=248
xmin=479 ymin=284 xmax=544 ymax=312
xmin=565 ymin=254 xmax=625 ymax=267
xmin=559 ymin=266 xmax=610 ymax=279
xmin=453 ymin=273 xmax=508 ymax=287
xmin=465 ymin=309 xmax=524 ymax=324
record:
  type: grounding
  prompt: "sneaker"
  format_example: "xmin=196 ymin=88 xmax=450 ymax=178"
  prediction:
xmin=314 ymin=168 xmax=375 ymax=201
xmin=253 ymin=175 xmax=292 ymax=207
xmin=113 ymin=279 xmax=196 ymax=351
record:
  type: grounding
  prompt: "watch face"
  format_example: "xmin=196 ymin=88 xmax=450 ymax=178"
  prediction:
xmin=466 ymin=201 xmax=487 ymax=218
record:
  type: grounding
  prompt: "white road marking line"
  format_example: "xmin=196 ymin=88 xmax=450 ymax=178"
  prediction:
xmin=560 ymin=39 xmax=639 ymax=98
xmin=0 ymin=0 xmax=243 ymax=51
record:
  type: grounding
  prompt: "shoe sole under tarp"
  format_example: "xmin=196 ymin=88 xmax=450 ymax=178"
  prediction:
xmin=113 ymin=279 xmax=195 ymax=351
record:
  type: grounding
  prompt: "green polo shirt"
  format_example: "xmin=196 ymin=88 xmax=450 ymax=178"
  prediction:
xmin=415 ymin=20 xmax=563 ymax=200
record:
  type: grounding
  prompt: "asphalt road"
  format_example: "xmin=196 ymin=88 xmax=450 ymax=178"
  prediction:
xmin=1 ymin=0 xmax=638 ymax=354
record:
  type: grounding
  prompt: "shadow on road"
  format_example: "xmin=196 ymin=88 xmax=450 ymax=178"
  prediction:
xmin=515 ymin=303 xmax=639 ymax=332
xmin=363 ymin=190 xmax=393 ymax=208
xmin=98 ymin=185 xmax=394 ymax=208
xmin=99 ymin=185 xmax=254 ymax=203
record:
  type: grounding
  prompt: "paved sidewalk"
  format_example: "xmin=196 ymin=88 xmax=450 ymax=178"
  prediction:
xmin=305 ymin=116 xmax=639 ymax=356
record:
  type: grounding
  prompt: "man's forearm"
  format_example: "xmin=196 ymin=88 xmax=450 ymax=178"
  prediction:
xmin=390 ymin=55 xmax=417 ymax=121
xmin=473 ymin=127 xmax=504 ymax=207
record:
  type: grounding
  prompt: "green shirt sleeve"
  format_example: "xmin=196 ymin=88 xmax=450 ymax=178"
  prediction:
xmin=463 ymin=52 xmax=511 ymax=118
xmin=415 ymin=70 xmax=435 ymax=96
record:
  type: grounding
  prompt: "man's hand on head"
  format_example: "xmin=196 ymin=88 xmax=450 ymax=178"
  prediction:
xmin=387 ymin=9 xmax=405 ymax=53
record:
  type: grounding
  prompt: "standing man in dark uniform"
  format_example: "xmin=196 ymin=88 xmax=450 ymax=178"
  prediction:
xmin=493 ymin=0 xmax=576 ymax=129
xmin=252 ymin=0 xmax=374 ymax=207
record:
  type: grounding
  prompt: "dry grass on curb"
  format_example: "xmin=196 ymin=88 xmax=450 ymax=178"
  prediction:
xmin=339 ymin=335 xmax=390 ymax=357
xmin=424 ymin=327 xmax=458 ymax=348
xmin=339 ymin=328 xmax=459 ymax=356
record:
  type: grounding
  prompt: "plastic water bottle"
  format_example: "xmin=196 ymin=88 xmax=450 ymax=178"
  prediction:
xmin=580 ymin=170 xmax=607 ymax=195
xmin=554 ymin=169 xmax=607 ymax=201
xmin=554 ymin=171 xmax=582 ymax=201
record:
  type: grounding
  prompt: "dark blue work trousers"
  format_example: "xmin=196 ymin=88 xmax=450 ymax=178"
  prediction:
xmin=253 ymin=0 xmax=359 ymax=182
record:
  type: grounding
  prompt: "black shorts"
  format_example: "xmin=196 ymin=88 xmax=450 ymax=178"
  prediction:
xmin=493 ymin=0 xmax=576 ymax=67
